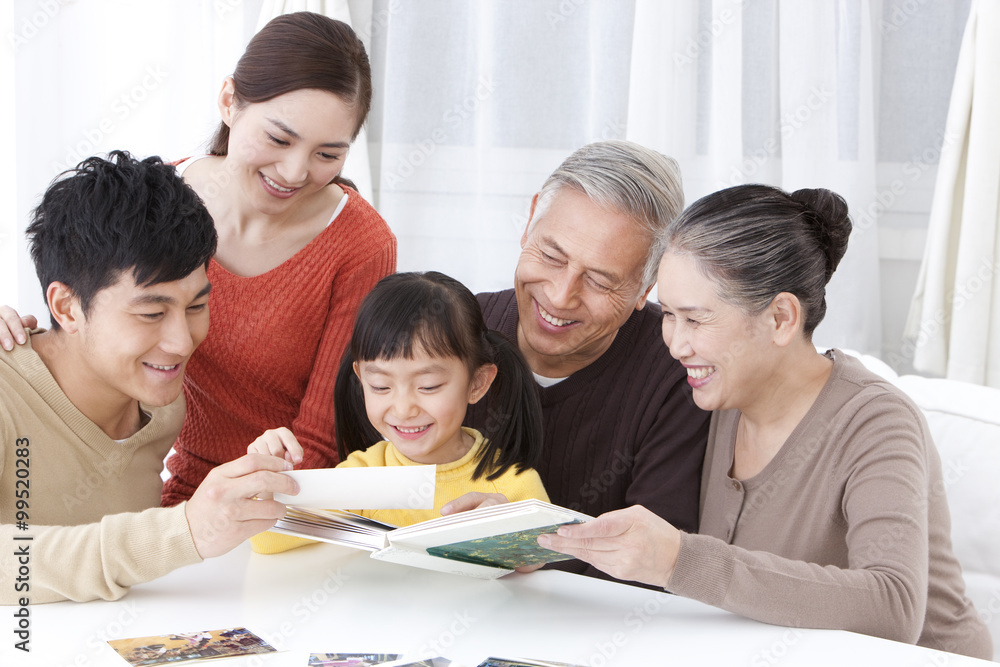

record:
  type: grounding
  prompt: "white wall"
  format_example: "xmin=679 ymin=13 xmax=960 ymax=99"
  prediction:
xmin=1 ymin=3 xmax=17 ymax=312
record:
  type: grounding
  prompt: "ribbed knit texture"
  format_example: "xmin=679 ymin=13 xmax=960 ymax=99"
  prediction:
xmin=0 ymin=337 xmax=201 ymax=603
xmin=668 ymin=351 xmax=992 ymax=660
xmin=162 ymin=186 xmax=396 ymax=506
xmin=251 ymin=427 xmax=549 ymax=554
xmin=465 ymin=290 xmax=710 ymax=584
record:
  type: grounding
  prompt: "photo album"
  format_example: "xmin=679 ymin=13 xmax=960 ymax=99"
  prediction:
xmin=271 ymin=498 xmax=593 ymax=579
xmin=268 ymin=464 xmax=593 ymax=578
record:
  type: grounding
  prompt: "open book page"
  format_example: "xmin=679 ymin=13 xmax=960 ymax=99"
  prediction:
xmin=388 ymin=499 xmax=591 ymax=569
xmin=272 ymin=508 xmax=398 ymax=551
xmin=387 ymin=499 xmax=592 ymax=548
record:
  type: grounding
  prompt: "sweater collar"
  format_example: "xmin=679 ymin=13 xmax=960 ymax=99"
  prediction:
xmin=4 ymin=334 xmax=182 ymax=468
xmin=384 ymin=427 xmax=486 ymax=476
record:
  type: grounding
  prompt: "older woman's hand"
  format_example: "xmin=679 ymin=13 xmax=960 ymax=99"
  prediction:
xmin=538 ymin=505 xmax=681 ymax=588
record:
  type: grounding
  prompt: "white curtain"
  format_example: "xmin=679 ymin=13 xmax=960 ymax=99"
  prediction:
xmin=11 ymin=0 xmax=970 ymax=367
xmin=11 ymin=0 xmax=254 ymax=322
xmin=628 ymin=0 xmax=881 ymax=354
xmin=905 ymin=0 xmax=1000 ymax=388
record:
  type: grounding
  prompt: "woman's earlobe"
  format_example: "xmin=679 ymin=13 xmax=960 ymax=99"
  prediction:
xmin=770 ymin=293 xmax=802 ymax=345
xmin=217 ymin=77 xmax=237 ymax=126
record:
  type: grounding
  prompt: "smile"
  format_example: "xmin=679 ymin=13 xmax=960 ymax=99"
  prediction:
xmin=686 ymin=366 xmax=715 ymax=380
xmin=261 ymin=174 xmax=296 ymax=193
xmin=394 ymin=424 xmax=430 ymax=434
xmin=538 ymin=303 xmax=576 ymax=327
xmin=145 ymin=362 xmax=179 ymax=371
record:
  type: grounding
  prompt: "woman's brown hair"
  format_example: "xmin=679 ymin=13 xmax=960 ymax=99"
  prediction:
xmin=208 ymin=11 xmax=372 ymax=169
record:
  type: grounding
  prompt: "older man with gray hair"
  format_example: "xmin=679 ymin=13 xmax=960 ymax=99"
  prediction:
xmin=464 ymin=140 xmax=710 ymax=585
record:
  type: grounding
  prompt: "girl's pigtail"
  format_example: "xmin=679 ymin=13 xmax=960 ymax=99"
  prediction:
xmin=334 ymin=351 xmax=382 ymax=460
xmin=473 ymin=329 xmax=543 ymax=481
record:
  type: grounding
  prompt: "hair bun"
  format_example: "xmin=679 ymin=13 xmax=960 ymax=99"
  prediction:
xmin=790 ymin=188 xmax=852 ymax=281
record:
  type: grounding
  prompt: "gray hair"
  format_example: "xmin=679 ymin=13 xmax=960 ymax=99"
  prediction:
xmin=665 ymin=184 xmax=852 ymax=336
xmin=530 ymin=140 xmax=685 ymax=292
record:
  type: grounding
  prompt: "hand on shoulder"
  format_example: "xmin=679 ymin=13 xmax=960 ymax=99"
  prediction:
xmin=0 ymin=305 xmax=37 ymax=351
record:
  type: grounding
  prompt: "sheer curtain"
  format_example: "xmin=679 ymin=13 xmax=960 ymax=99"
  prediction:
xmin=905 ymin=0 xmax=1000 ymax=388
xmin=10 ymin=0 xmax=258 ymax=322
xmin=10 ymin=1 xmax=969 ymax=367
xmin=363 ymin=0 xmax=964 ymax=358
xmin=629 ymin=0 xmax=881 ymax=353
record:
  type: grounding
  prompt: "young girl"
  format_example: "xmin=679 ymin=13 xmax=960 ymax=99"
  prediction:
xmin=250 ymin=271 xmax=548 ymax=554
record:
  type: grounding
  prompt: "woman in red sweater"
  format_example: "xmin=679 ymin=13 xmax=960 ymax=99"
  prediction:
xmin=161 ymin=13 xmax=396 ymax=504
xmin=1 ymin=12 xmax=396 ymax=504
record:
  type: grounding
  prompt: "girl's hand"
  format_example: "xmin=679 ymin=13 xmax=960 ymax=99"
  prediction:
xmin=537 ymin=505 xmax=681 ymax=589
xmin=0 ymin=306 xmax=37 ymax=351
xmin=440 ymin=491 xmax=509 ymax=515
xmin=246 ymin=427 xmax=305 ymax=466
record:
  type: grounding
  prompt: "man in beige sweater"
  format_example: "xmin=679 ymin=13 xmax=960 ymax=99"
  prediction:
xmin=1 ymin=151 xmax=298 ymax=605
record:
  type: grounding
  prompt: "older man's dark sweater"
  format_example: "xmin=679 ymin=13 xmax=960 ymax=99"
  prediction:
xmin=466 ymin=289 xmax=710 ymax=583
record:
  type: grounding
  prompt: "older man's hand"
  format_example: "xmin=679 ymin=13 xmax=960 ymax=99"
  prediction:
xmin=538 ymin=505 xmax=681 ymax=588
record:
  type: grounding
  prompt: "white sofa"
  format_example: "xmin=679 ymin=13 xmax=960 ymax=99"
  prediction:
xmin=839 ymin=350 xmax=1000 ymax=661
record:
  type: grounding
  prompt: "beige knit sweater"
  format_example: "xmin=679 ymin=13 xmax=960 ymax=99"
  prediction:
xmin=0 ymin=338 xmax=201 ymax=603
xmin=669 ymin=350 xmax=992 ymax=659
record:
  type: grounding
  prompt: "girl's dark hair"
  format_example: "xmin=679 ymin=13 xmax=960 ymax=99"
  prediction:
xmin=334 ymin=272 xmax=543 ymax=481
xmin=27 ymin=150 xmax=217 ymax=329
xmin=665 ymin=184 xmax=852 ymax=336
xmin=208 ymin=12 xmax=371 ymax=188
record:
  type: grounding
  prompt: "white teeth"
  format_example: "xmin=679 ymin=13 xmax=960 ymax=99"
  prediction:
xmin=687 ymin=366 xmax=714 ymax=380
xmin=262 ymin=174 xmax=294 ymax=193
xmin=538 ymin=304 xmax=575 ymax=327
xmin=396 ymin=425 xmax=429 ymax=434
xmin=147 ymin=363 xmax=177 ymax=371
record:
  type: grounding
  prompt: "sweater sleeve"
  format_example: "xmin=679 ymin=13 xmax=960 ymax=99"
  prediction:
xmin=668 ymin=395 xmax=930 ymax=644
xmin=625 ymin=360 xmax=709 ymax=534
xmin=0 ymin=504 xmax=202 ymax=604
xmin=292 ymin=235 xmax=396 ymax=473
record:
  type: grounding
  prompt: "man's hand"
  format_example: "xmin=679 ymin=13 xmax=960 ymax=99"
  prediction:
xmin=440 ymin=491 xmax=509 ymax=516
xmin=184 ymin=453 xmax=300 ymax=559
xmin=537 ymin=505 xmax=680 ymax=588
xmin=0 ymin=306 xmax=36 ymax=351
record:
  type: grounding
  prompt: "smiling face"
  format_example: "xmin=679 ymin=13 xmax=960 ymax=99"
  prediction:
xmin=514 ymin=188 xmax=653 ymax=378
xmin=220 ymin=84 xmax=357 ymax=216
xmin=657 ymin=252 xmax=775 ymax=413
xmin=74 ymin=268 xmax=212 ymax=411
xmin=354 ymin=349 xmax=495 ymax=465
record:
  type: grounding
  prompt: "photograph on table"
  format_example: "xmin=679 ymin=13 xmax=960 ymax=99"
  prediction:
xmin=309 ymin=654 xmax=402 ymax=667
xmin=106 ymin=627 xmax=275 ymax=666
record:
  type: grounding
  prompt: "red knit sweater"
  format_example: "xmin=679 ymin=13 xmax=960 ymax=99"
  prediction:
xmin=161 ymin=186 xmax=396 ymax=506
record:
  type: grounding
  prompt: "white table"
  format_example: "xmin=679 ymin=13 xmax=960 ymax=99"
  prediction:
xmin=4 ymin=541 xmax=992 ymax=666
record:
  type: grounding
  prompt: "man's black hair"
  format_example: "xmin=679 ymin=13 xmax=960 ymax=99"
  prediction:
xmin=26 ymin=150 xmax=217 ymax=328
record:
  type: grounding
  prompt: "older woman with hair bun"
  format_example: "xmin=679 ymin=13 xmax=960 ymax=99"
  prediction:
xmin=540 ymin=184 xmax=992 ymax=659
